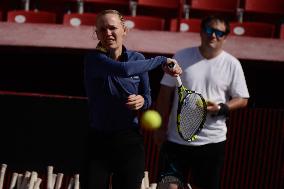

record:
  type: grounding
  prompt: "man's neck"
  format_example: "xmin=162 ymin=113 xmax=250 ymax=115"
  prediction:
xmin=199 ymin=46 xmax=222 ymax=59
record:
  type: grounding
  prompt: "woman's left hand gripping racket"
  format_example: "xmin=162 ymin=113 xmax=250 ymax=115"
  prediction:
xmin=168 ymin=63 xmax=207 ymax=142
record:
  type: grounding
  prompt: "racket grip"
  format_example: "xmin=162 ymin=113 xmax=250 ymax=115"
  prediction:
xmin=0 ymin=164 xmax=7 ymax=189
xmin=9 ymin=172 xmax=18 ymax=189
xmin=47 ymin=166 xmax=53 ymax=189
xmin=74 ymin=174 xmax=80 ymax=189
xmin=176 ymin=76 xmax=182 ymax=87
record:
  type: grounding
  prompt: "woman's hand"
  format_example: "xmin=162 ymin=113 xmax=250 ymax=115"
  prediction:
xmin=125 ymin=94 xmax=145 ymax=110
xmin=163 ymin=58 xmax=182 ymax=77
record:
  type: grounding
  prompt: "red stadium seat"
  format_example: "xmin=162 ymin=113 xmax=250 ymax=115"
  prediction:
xmin=62 ymin=0 xmax=131 ymax=16
xmin=124 ymin=15 xmax=165 ymax=31
xmin=136 ymin=0 xmax=182 ymax=18
xmin=230 ymin=22 xmax=275 ymax=38
xmin=7 ymin=10 xmax=56 ymax=24
xmin=244 ymin=0 xmax=284 ymax=14
xmin=135 ymin=0 xmax=182 ymax=31
xmin=137 ymin=0 xmax=180 ymax=9
xmin=63 ymin=13 xmax=96 ymax=26
xmin=170 ymin=18 xmax=201 ymax=32
xmin=85 ymin=0 xmax=130 ymax=5
xmin=190 ymin=0 xmax=239 ymax=12
xmin=280 ymin=24 xmax=284 ymax=39
xmin=62 ymin=0 xmax=129 ymax=5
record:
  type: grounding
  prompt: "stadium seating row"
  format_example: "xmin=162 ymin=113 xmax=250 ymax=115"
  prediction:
xmin=189 ymin=0 xmax=283 ymax=14
xmin=1 ymin=9 xmax=284 ymax=39
xmin=18 ymin=0 xmax=282 ymax=14
xmin=0 ymin=0 xmax=283 ymax=38
xmin=5 ymin=0 xmax=280 ymax=16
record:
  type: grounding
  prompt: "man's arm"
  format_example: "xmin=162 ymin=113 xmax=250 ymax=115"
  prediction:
xmin=227 ymin=97 xmax=248 ymax=110
xmin=207 ymin=97 xmax=248 ymax=116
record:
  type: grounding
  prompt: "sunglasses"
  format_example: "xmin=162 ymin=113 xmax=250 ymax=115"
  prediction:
xmin=203 ymin=26 xmax=227 ymax=38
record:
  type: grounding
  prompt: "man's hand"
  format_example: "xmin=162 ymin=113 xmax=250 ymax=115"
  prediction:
xmin=125 ymin=94 xmax=144 ymax=110
xmin=163 ymin=58 xmax=182 ymax=77
xmin=206 ymin=100 xmax=220 ymax=114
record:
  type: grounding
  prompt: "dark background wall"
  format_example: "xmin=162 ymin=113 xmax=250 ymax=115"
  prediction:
xmin=0 ymin=94 xmax=88 ymax=174
xmin=0 ymin=46 xmax=283 ymax=188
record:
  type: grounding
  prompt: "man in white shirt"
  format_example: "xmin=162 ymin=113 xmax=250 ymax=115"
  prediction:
xmin=155 ymin=15 xmax=249 ymax=189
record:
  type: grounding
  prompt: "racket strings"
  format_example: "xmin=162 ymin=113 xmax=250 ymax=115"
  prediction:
xmin=158 ymin=175 xmax=184 ymax=189
xmin=179 ymin=94 xmax=206 ymax=140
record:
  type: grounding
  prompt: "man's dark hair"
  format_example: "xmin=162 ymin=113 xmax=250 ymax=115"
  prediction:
xmin=201 ymin=15 xmax=230 ymax=35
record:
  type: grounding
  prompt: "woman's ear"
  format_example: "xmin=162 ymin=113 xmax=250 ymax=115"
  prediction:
xmin=95 ymin=30 xmax=101 ymax=40
xmin=123 ymin=24 xmax=128 ymax=36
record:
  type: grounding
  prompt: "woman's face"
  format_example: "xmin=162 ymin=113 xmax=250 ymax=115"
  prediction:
xmin=95 ymin=13 xmax=126 ymax=51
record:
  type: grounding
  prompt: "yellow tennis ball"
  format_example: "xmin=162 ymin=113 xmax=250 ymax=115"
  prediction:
xmin=140 ymin=110 xmax=162 ymax=130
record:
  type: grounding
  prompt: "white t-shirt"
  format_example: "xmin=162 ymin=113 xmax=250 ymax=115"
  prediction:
xmin=161 ymin=47 xmax=250 ymax=146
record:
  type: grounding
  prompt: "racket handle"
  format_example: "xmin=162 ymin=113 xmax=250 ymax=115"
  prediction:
xmin=143 ymin=171 xmax=150 ymax=188
xmin=16 ymin=174 xmax=23 ymax=189
xmin=9 ymin=172 xmax=18 ymax=189
xmin=28 ymin=172 xmax=38 ymax=189
xmin=47 ymin=166 xmax=54 ymax=189
xmin=0 ymin=164 xmax=7 ymax=189
xmin=176 ymin=76 xmax=182 ymax=87
xmin=74 ymin=174 xmax=80 ymax=189
xmin=67 ymin=177 xmax=74 ymax=189
xmin=54 ymin=173 xmax=63 ymax=189
xmin=33 ymin=178 xmax=42 ymax=189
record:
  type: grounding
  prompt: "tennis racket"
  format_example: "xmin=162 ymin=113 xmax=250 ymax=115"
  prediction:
xmin=156 ymin=146 xmax=183 ymax=189
xmin=20 ymin=171 xmax=31 ymax=189
xmin=54 ymin=173 xmax=64 ymax=189
xmin=33 ymin=178 xmax=42 ymax=189
xmin=16 ymin=174 xmax=23 ymax=189
xmin=157 ymin=174 xmax=184 ymax=189
xmin=157 ymin=147 xmax=192 ymax=189
xmin=0 ymin=164 xmax=7 ymax=189
xmin=168 ymin=63 xmax=207 ymax=142
xmin=28 ymin=171 xmax=38 ymax=189
xmin=9 ymin=172 xmax=18 ymax=189
xmin=157 ymin=160 xmax=189 ymax=189
xmin=47 ymin=166 xmax=54 ymax=189
xmin=74 ymin=174 xmax=80 ymax=189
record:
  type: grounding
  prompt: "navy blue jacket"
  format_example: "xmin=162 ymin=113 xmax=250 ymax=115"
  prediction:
xmin=84 ymin=46 xmax=167 ymax=132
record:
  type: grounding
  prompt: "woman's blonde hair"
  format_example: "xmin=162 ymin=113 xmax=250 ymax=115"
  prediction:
xmin=95 ymin=9 xmax=125 ymax=26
